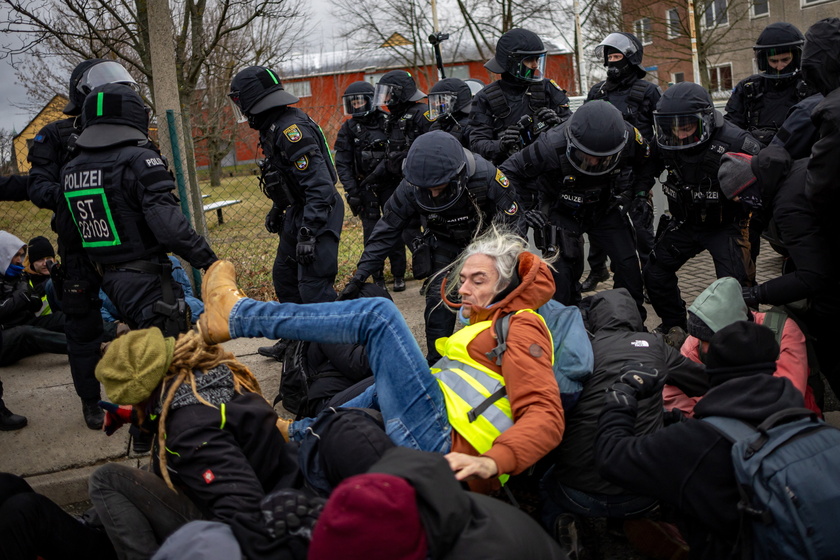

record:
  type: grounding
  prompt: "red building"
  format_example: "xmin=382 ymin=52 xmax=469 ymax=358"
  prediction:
xmin=197 ymin=44 xmax=576 ymax=168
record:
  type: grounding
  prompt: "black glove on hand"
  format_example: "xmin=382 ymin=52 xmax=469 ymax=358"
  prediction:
xmin=265 ymin=206 xmax=284 ymax=234
xmin=260 ymin=489 xmax=327 ymax=540
xmin=296 ymin=229 xmax=316 ymax=266
xmin=360 ymin=160 xmax=388 ymax=189
xmin=385 ymin=151 xmax=405 ymax=175
xmin=345 ymin=193 xmax=364 ymax=217
xmin=524 ymin=209 xmax=547 ymax=230
xmin=536 ymin=107 xmax=562 ymax=128
xmin=27 ymin=293 xmax=43 ymax=313
xmin=630 ymin=194 xmax=654 ymax=230
xmin=618 ymin=361 xmax=665 ymax=400
xmin=742 ymin=285 xmax=762 ymax=309
xmin=499 ymin=125 xmax=522 ymax=154
xmin=337 ymin=274 xmax=366 ymax=301
xmin=605 ymin=384 xmax=638 ymax=408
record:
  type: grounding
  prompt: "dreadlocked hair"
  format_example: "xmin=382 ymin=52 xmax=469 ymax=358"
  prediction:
xmin=155 ymin=329 xmax=263 ymax=490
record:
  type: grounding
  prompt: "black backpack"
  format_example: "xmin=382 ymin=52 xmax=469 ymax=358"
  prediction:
xmin=273 ymin=339 xmax=312 ymax=418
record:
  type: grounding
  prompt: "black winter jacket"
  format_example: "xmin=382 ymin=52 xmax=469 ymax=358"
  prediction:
xmin=551 ymin=289 xmax=705 ymax=494
xmin=806 ymin=87 xmax=840 ymax=226
xmin=370 ymin=447 xmax=568 ymax=560
xmin=596 ymin=374 xmax=804 ymax=559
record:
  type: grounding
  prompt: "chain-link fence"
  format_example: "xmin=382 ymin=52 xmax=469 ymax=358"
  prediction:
xmin=0 ymin=106 xmax=408 ymax=301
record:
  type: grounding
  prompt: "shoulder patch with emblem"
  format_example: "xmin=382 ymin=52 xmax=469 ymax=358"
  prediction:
xmin=495 ymin=169 xmax=510 ymax=187
xmin=549 ymin=79 xmax=563 ymax=91
xmin=145 ymin=157 xmax=165 ymax=168
xmin=34 ymin=134 xmax=45 ymax=143
xmin=294 ymin=155 xmax=309 ymax=170
xmin=423 ymin=110 xmax=433 ymax=122
xmin=283 ymin=124 xmax=302 ymax=143
xmin=742 ymin=136 xmax=761 ymax=155
xmin=504 ymin=201 xmax=518 ymax=216
xmin=634 ymin=127 xmax=644 ymax=145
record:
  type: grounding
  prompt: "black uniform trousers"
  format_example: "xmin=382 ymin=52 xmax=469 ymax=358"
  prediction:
xmin=423 ymin=241 xmax=464 ymax=365
xmin=644 ymin=220 xmax=750 ymax=330
xmin=100 ymin=266 xmax=185 ymax=335
xmin=587 ymin=195 xmax=655 ymax=271
xmin=273 ymin=204 xmax=340 ymax=304
xmin=552 ymin=206 xmax=646 ymax=319
xmin=360 ymin=184 xmax=406 ymax=281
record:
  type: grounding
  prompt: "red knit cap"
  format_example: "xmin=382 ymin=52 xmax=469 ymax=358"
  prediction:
xmin=308 ymin=474 xmax=428 ymax=560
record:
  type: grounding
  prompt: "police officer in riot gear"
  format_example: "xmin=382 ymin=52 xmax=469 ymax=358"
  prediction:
xmin=469 ymin=28 xmax=571 ymax=170
xmin=334 ymin=81 xmax=406 ymax=291
xmin=26 ymin=58 xmax=138 ymax=430
xmin=501 ymin=101 xmax=655 ymax=317
xmin=428 ymin=77 xmax=474 ymax=147
xmin=582 ymin=31 xmax=662 ymax=292
xmin=646 ymin=82 xmax=761 ymax=335
xmin=339 ymin=130 xmax=522 ymax=364
xmin=229 ymin=66 xmax=343 ymax=307
xmin=58 ymin=83 xmax=216 ymax=336
xmin=725 ymin=22 xmax=812 ymax=147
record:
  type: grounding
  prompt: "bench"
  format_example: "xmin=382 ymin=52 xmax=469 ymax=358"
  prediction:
xmin=203 ymin=200 xmax=242 ymax=225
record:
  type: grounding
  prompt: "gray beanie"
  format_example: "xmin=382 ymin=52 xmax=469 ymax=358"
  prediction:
xmin=718 ymin=153 xmax=757 ymax=200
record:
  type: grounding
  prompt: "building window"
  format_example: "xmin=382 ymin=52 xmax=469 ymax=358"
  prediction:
xmin=634 ymin=18 xmax=652 ymax=45
xmin=667 ymin=8 xmax=681 ymax=38
xmin=672 ymin=72 xmax=685 ymax=84
xmin=285 ymin=80 xmax=311 ymax=98
xmin=445 ymin=65 xmax=471 ymax=80
xmin=703 ymin=0 xmax=728 ymax=27
xmin=752 ymin=0 xmax=769 ymax=17
xmin=801 ymin=0 xmax=833 ymax=5
xmin=708 ymin=63 xmax=733 ymax=94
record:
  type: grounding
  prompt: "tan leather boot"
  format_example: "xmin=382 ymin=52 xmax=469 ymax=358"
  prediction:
xmin=198 ymin=260 xmax=247 ymax=345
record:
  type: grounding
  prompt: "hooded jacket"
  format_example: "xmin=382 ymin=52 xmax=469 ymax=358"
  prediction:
xmin=446 ymin=251 xmax=565 ymax=492
xmin=370 ymin=448 xmax=568 ymax=560
xmin=0 ymin=231 xmax=36 ymax=329
xmin=550 ymin=289 xmax=705 ymax=495
xmin=597 ymin=374 xmax=804 ymax=559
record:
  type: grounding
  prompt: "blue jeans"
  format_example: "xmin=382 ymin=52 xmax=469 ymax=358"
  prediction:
xmin=540 ymin=465 xmax=658 ymax=527
xmin=230 ymin=297 xmax=452 ymax=453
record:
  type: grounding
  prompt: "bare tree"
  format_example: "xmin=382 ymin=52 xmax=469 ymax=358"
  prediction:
xmin=0 ymin=128 xmax=16 ymax=175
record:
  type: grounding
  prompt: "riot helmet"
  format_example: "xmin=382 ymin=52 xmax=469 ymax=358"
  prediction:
xmin=754 ymin=22 xmax=804 ymax=80
xmin=564 ymin=100 xmax=628 ymax=175
xmin=595 ymin=32 xmax=646 ymax=81
xmin=75 ymin=83 xmax=149 ymax=149
xmin=64 ymin=59 xmax=137 ymax=116
xmin=229 ymin=66 xmax=299 ymax=123
xmin=428 ymin=78 xmax=472 ymax=120
xmin=373 ymin=70 xmax=426 ymax=110
xmin=801 ymin=18 xmax=840 ymax=96
xmin=342 ymin=81 xmax=376 ymax=117
xmin=653 ymin=82 xmax=719 ymax=150
xmin=464 ymin=78 xmax=486 ymax=97
xmin=405 ymin=131 xmax=471 ymax=212
xmin=484 ymin=28 xmax=547 ymax=83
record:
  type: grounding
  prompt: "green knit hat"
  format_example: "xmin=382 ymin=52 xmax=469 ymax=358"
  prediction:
xmin=96 ymin=329 xmax=176 ymax=405
xmin=687 ymin=277 xmax=749 ymax=340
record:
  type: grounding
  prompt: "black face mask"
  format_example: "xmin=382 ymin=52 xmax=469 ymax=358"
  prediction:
xmin=606 ymin=58 xmax=631 ymax=82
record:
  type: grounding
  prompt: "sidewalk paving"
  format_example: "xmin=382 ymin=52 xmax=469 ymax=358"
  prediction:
xmin=1 ymin=240 xmax=835 ymax=506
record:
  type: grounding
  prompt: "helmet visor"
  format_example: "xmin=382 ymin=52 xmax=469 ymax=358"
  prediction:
xmin=566 ymin=144 xmax=623 ymax=175
xmin=373 ymin=83 xmax=401 ymax=107
xmin=595 ymin=33 xmax=638 ymax=62
xmin=511 ymin=52 xmax=546 ymax=82
xmin=654 ymin=113 xmax=713 ymax=150
xmin=755 ymin=46 xmax=801 ymax=79
xmin=78 ymin=62 xmax=137 ymax=96
xmin=428 ymin=91 xmax=457 ymax=120
xmin=412 ymin=179 xmax=466 ymax=212
xmin=343 ymin=93 xmax=373 ymax=116
xmin=227 ymin=92 xmax=248 ymax=123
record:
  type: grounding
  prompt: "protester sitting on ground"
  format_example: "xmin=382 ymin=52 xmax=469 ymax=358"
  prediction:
xmin=662 ymin=276 xmax=818 ymax=416
xmin=23 ymin=235 xmax=58 ymax=315
xmin=0 ymin=472 xmax=116 ymax=560
xmin=542 ymin=288 xmax=706 ymax=558
xmin=198 ymin=226 xmax=566 ymax=493
xmin=595 ymin=321 xmax=805 ymax=559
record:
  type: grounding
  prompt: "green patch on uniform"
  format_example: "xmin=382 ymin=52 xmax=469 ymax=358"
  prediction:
xmin=423 ymin=110 xmax=433 ymax=121
xmin=634 ymin=127 xmax=644 ymax=145
xmin=504 ymin=201 xmax=518 ymax=216
xmin=495 ymin=169 xmax=510 ymax=187
xmin=283 ymin=124 xmax=302 ymax=142
xmin=294 ymin=155 xmax=309 ymax=170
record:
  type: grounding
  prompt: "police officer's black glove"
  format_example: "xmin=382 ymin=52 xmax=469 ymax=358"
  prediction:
xmin=630 ymin=193 xmax=654 ymax=230
xmin=742 ymin=285 xmax=762 ymax=309
xmin=612 ymin=190 xmax=634 ymax=216
xmin=337 ymin=274 xmax=366 ymax=301
xmin=385 ymin=151 xmax=405 ymax=175
xmin=524 ymin=209 xmax=547 ymax=230
xmin=359 ymin=160 xmax=388 ymax=189
xmin=617 ymin=361 xmax=665 ymax=400
xmin=499 ymin=125 xmax=522 ymax=155
xmin=296 ymin=228 xmax=316 ymax=266
xmin=260 ymin=488 xmax=326 ymax=540
xmin=535 ymin=107 xmax=562 ymax=128
xmin=265 ymin=205 xmax=284 ymax=234
xmin=345 ymin=193 xmax=364 ymax=217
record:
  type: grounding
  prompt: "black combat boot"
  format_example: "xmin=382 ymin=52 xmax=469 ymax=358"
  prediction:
xmin=82 ymin=399 xmax=104 ymax=430
xmin=0 ymin=405 xmax=27 ymax=431
xmin=393 ymin=277 xmax=406 ymax=292
xmin=581 ymin=267 xmax=610 ymax=292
